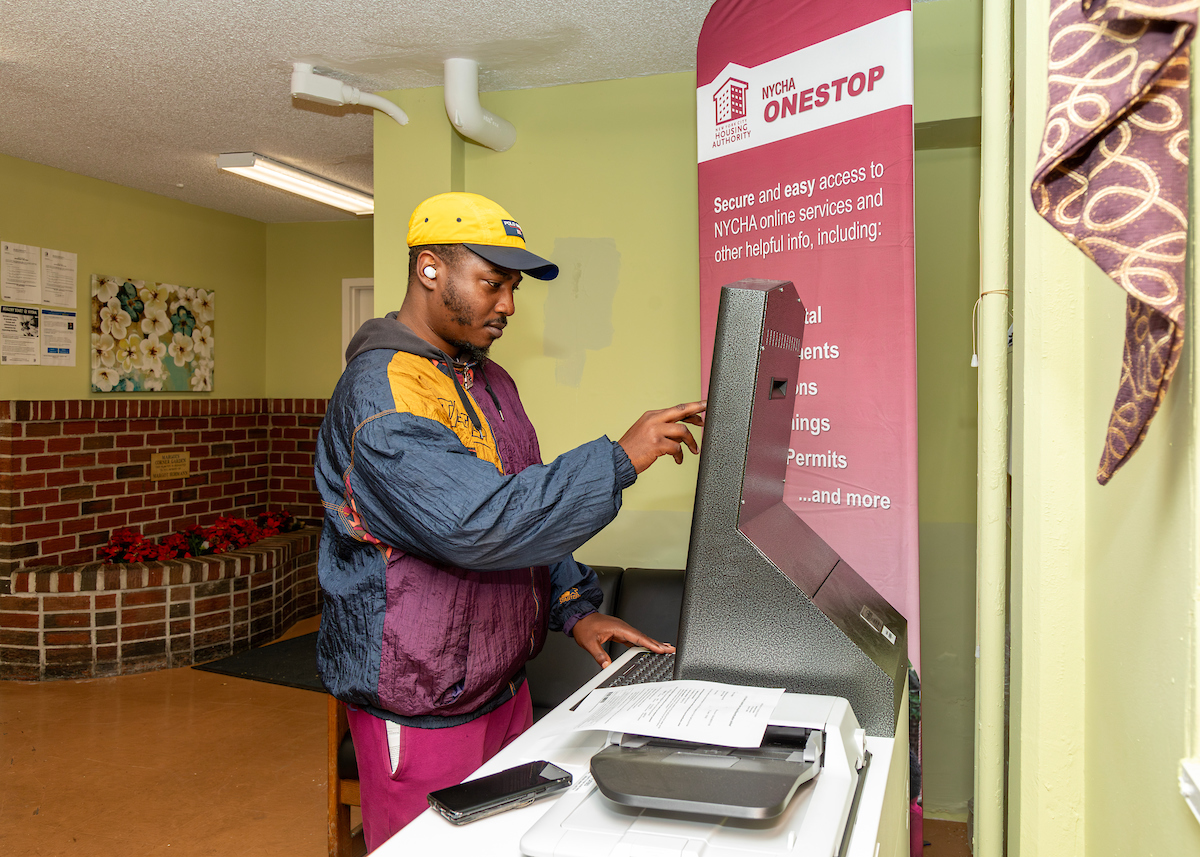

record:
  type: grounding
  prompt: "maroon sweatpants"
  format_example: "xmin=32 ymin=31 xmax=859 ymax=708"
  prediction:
xmin=345 ymin=684 xmax=534 ymax=851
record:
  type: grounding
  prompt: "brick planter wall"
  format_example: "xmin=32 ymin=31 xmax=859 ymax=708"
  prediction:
xmin=0 ymin=526 xmax=320 ymax=681
xmin=0 ymin=398 xmax=327 ymax=578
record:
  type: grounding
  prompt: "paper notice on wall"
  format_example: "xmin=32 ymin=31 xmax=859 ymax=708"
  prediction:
xmin=2 ymin=242 xmax=41 ymax=304
xmin=40 ymin=309 xmax=76 ymax=366
xmin=41 ymin=248 xmax=77 ymax=308
xmin=1 ymin=305 xmax=40 ymax=365
xmin=565 ymin=680 xmax=785 ymax=748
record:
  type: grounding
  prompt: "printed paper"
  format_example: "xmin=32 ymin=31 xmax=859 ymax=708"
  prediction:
xmin=40 ymin=309 xmax=76 ymax=366
xmin=41 ymin=248 xmax=77 ymax=308
xmin=1 ymin=305 xmax=40 ymax=365
xmin=568 ymin=680 xmax=785 ymax=748
xmin=2 ymin=242 xmax=41 ymax=304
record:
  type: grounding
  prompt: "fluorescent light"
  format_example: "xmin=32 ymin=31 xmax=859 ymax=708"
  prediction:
xmin=217 ymin=152 xmax=373 ymax=216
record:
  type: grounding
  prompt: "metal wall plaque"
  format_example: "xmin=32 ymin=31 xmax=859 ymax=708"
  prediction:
xmin=150 ymin=451 xmax=190 ymax=481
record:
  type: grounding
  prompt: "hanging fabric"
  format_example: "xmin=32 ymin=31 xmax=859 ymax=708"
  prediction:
xmin=1032 ymin=0 xmax=1196 ymax=483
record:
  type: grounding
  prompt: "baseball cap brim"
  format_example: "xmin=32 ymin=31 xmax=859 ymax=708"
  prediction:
xmin=465 ymin=243 xmax=559 ymax=281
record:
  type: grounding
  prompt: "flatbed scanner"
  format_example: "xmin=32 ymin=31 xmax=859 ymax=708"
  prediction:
xmin=520 ymin=692 xmax=868 ymax=857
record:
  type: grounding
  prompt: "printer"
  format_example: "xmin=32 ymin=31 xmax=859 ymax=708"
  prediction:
xmin=521 ymin=691 xmax=869 ymax=857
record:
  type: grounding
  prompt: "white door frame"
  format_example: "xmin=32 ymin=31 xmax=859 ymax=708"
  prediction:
xmin=341 ymin=278 xmax=375 ymax=367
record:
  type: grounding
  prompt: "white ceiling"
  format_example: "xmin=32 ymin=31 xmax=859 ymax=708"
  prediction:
xmin=0 ymin=0 xmax=715 ymax=223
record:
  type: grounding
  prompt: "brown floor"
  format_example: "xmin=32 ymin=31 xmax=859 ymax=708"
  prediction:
xmin=923 ymin=817 xmax=972 ymax=856
xmin=1 ymin=616 xmax=329 ymax=857
xmin=1 ymin=613 xmax=971 ymax=857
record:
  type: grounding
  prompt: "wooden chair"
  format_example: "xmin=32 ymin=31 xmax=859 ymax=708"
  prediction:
xmin=328 ymin=695 xmax=366 ymax=857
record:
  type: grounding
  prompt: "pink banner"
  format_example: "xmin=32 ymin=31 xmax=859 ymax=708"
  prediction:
xmin=697 ymin=0 xmax=919 ymax=668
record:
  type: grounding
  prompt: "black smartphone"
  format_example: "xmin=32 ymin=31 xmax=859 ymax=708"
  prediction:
xmin=427 ymin=760 xmax=573 ymax=825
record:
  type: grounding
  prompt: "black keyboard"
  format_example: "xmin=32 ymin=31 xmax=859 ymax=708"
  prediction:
xmin=596 ymin=651 xmax=676 ymax=688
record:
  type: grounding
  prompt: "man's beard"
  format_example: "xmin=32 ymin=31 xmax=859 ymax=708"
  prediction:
xmin=448 ymin=340 xmax=491 ymax=365
xmin=442 ymin=276 xmax=496 ymax=364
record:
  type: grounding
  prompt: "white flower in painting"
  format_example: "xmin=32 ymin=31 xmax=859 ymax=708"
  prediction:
xmin=92 ymin=366 xmax=120 ymax=392
xmin=91 ymin=332 xmax=116 ymax=368
xmin=140 ymin=335 xmax=167 ymax=372
xmin=140 ymin=307 xmax=172 ymax=338
xmin=190 ymin=362 xmax=212 ymax=391
xmin=168 ymin=332 xmax=194 ymax=367
xmin=143 ymin=375 xmax=163 ymax=391
xmin=138 ymin=283 xmax=171 ymax=316
xmin=123 ymin=380 xmax=136 ymax=393
xmin=115 ymin=333 xmax=143 ymax=373
xmin=192 ymin=324 xmax=213 ymax=357
xmin=99 ymin=299 xmax=131 ymax=340
xmin=96 ymin=277 xmax=121 ymax=303
xmin=109 ymin=314 xmax=129 ymax=341
xmin=190 ymin=289 xmax=214 ymax=323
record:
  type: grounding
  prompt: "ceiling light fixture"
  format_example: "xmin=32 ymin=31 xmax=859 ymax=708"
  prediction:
xmin=216 ymin=152 xmax=373 ymax=216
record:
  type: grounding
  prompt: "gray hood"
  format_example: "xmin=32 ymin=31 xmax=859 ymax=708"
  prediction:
xmin=344 ymin=312 xmax=446 ymax=365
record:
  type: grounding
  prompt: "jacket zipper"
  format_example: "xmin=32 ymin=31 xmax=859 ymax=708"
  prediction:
xmin=451 ymin=360 xmax=537 ymax=656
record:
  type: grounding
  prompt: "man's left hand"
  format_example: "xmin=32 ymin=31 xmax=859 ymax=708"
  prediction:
xmin=571 ymin=612 xmax=676 ymax=669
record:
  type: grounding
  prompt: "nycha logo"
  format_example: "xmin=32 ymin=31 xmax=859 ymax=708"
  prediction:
xmin=713 ymin=78 xmax=749 ymax=125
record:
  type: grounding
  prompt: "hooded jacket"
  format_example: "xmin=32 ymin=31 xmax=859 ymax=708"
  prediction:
xmin=315 ymin=314 xmax=634 ymax=726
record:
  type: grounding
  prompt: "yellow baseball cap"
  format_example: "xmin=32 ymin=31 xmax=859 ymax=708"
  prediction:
xmin=407 ymin=192 xmax=559 ymax=280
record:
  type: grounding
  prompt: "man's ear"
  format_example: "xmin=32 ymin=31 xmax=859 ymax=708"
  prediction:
xmin=414 ymin=249 xmax=441 ymax=291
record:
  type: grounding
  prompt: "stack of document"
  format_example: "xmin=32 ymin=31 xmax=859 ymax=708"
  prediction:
xmin=564 ymin=680 xmax=786 ymax=747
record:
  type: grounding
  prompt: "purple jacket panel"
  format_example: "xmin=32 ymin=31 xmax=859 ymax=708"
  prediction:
xmin=375 ymin=361 xmax=552 ymax=718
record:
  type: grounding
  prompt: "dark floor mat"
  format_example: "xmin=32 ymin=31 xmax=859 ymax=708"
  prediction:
xmin=193 ymin=632 xmax=325 ymax=692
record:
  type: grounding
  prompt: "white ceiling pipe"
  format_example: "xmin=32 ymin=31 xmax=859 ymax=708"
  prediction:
xmin=291 ymin=62 xmax=409 ymax=126
xmin=444 ymin=58 xmax=516 ymax=152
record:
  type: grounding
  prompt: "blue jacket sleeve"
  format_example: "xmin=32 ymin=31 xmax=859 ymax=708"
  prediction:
xmin=547 ymin=556 xmax=603 ymax=634
xmin=343 ymin=411 xmax=637 ymax=571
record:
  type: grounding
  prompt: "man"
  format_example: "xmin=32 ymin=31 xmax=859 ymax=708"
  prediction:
xmin=315 ymin=191 xmax=705 ymax=847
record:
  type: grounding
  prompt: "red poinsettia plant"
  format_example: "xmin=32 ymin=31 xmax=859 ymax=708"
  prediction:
xmin=99 ymin=510 xmax=301 ymax=563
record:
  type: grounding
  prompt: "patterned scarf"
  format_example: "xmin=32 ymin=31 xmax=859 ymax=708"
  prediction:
xmin=1032 ymin=0 xmax=1195 ymax=484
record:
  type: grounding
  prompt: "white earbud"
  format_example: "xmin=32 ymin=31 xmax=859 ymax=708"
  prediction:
xmin=423 ymin=265 xmax=437 ymax=278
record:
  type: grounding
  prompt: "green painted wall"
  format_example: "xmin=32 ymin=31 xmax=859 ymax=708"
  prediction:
xmin=916 ymin=147 xmax=982 ymax=524
xmin=914 ymin=0 xmax=983 ymax=124
xmin=915 ymin=144 xmax=981 ymax=820
xmin=0 ymin=152 xmax=374 ymax=402
xmin=373 ymin=88 xmax=460 ymax=314
xmin=265 ymin=220 xmax=374 ymax=399
xmin=912 ymin=0 xmax=984 ymax=822
xmin=1009 ymin=0 xmax=1200 ymax=851
xmin=0 ymin=152 xmax=267 ymax=399
xmin=1081 ymin=273 xmax=1200 ymax=856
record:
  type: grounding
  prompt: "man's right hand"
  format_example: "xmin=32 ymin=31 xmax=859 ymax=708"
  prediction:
xmin=618 ymin=401 xmax=706 ymax=474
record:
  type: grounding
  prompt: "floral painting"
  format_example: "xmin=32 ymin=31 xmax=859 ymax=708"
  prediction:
xmin=90 ymin=275 xmax=214 ymax=393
